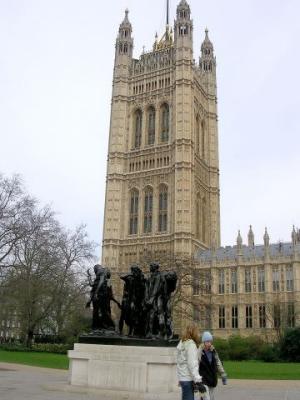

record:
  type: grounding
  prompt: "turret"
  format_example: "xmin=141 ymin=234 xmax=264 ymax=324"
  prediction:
xmin=236 ymin=230 xmax=242 ymax=246
xmin=264 ymin=227 xmax=270 ymax=247
xmin=174 ymin=0 xmax=193 ymax=60
xmin=236 ymin=230 xmax=243 ymax=257
xmin=248 ymin=225 xmax=254 ymax=247
xmin=292 ymin=225 xmax=297 ymax=246
xmin=263 ymin=227 xmax=270 ymax=260
xmin=199 ymin=28 xmax=216 ymax=74
xmin=114 ymin=10 xmax=133 ymax=71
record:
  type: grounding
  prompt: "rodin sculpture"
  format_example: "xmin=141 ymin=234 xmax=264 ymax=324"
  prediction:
xmin=119 ymin=264 xmax=146 ymax=336
xmin=86 ymin=264 xmax=120 ymax=331
xmin=86 ymin=262 xmax=177 ymax=340
xmin=145 ymin=262 xmax=167 ymax=338
xmin=144 ymin=263 xmax=178 ymax=339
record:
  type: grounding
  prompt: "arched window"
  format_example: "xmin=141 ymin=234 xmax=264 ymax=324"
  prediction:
xmin=147 ymin=107 xmax=155 ymax=145
xmin=144 ymin=187 xmax=153 ymax=233
xmin=201 ymin=120 xmax=205 ymax=158
xmin=129 ymin=189 xmax=139 ymax=234
xmin=196 ymin=193 xmax=206 ymax=242
xmin=158 ymin=185 xmax=168 ymax=232
xmin=161 ymin=103 xmax=169 ymax=142
xmin=196 ymin=192 xmax=201 ymax=239
xmin=134 ymin=110 xmax=142 ymax=148
xmin=195 ymin=114 xmax=200 ymax=154
xmin=179 ymin=25 xmax=186 ymax=35
xmin=201 ymin=196 xmax=206 ymax=242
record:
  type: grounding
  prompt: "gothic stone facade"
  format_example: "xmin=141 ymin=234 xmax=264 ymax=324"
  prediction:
xmin=193 ymin=227 xmax=300 ymax=338
xmin=101 ymin=1 xmax=299 ymax=337
xmin=102 ymin=1 xmax=220 ymax=271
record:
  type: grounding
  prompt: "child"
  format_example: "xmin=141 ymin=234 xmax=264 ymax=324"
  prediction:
xmin=198 ymin=331 xmax=227 ymax=400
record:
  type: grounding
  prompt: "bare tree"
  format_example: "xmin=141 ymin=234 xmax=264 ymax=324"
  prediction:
xmin=265 ymin=295 xmax=298 ymax=341
xmin=49 ymin=225 xmax=96 ymax=337
xmin=2 ymin=200 xmax=96 ymax=346
xmin=0 ymin=174 xmax=35 ymax=276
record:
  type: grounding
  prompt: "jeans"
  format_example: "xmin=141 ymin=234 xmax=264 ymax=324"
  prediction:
xmin=179 ymin=381 xmax=194 ymax=400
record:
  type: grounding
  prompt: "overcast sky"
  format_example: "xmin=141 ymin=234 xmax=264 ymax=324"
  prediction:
xmin=1 ymin=0 xmax=299 ymax=259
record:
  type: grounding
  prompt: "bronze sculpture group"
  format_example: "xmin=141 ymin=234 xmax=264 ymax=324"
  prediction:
xmin=86 ymin=262 xmax=177 ymax=339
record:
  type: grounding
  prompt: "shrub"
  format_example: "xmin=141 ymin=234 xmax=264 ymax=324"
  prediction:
xmin=32 ymin=343 xmax=72 ymax=354
xmin=227 ymin=335 xmax=251 ymax=360
xmin=223 ymin=335 xmax=266 ymax=361
xmin=244 ymin=336 xmax=265 ymax=360
xmin=0 ymin=341 xmax=73 ymax=354
xmin=260 ymin=343 xmax=280 ymax=362
xmin=0 ymin=343 xmax=30 ymax=352
xmin=279 ymin=327 xmax=300 ymax=362
xmin=34 ymin=335 xmax=66 ymax=344
xmin=213 ymin=338 xmax=229 ymax=360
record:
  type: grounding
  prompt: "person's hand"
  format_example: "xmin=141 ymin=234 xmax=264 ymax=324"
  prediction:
xmin=194 ymin=382 xmax=207 ymax=394
xmin=222 ymin=374 xmax=228 ymax=385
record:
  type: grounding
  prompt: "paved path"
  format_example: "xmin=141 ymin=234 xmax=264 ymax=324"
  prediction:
xmin=1 ymin=362 xmax=300 ymax=400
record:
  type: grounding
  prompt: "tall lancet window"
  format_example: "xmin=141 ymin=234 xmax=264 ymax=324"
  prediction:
xmin=134 ymin=109 xmax=142 ymax=148
xmin=158 ymin=185 xmax=168 ymax=232
xmin=161 ymin=103 xmax=169 ymax=142
xmin=144 ymin=187 xmax=153 ymax=233
xmin=201 ymin=197 xmax=206 ymax=242
xmin=129 ymin=189 xmax=139 ymax=235
xmin=147 ymin=107 xmax=155 ymax=145
xmin=195 ymin=115 xmax=200 ymax=154
xmin=201 ymin=120 xmax=205 ymax=158
xmin=196 ymin=192 xmax=201 ymax=239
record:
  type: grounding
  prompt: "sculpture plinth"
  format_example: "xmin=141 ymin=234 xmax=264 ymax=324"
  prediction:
xmin=68 ymin=343 xmax=179 ymax=399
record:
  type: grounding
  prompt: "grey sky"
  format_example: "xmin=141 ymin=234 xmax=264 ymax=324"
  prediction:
xmin=1 ymin=0 xmax=299 ymax=259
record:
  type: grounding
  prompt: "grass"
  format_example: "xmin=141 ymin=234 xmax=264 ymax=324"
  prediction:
xmin=0 ymin=351 xmax=299 ymax=379
xmin=0 ymin=350 xmax=69 ymax=370
xmin=224 ymin=360 xmax=300 ymax=380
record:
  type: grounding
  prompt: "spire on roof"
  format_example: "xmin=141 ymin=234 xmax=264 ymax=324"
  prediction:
xmin=123 ymin=9 xmax=129 ymax=24
xmin=236 ymin=230 xmax=242 ymax=247
xmin=153 ymin=26 xmax=173 ymax=50
xmin=201 ymin=28 xmax=214 ymax=53
xmin=199 ymin=28 xmax=215 ymax=73
xmin=248 ymin=225 xmax=254 ymax=247
xmin=264 ymin=227 xmax=270 ymax=247
xmin=118 ymin=8 xmax=132 ymax=32
xmin=292 ymin=225 xmax=297 ymax=246
xmin=115 ymin=9 xmax=133 ymax=59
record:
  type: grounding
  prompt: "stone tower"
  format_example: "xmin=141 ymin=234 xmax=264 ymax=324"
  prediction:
xmin=102 ymin=1 xmax=220 ymax=271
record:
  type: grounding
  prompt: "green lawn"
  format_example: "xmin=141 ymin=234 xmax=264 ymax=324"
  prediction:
xmin=224 ymin=360 xmax=300 ymax=380
xmin=0 ymin=351 xmax=299 ymax=379
xmin=0 ymin=350 xmax=69 ymax=370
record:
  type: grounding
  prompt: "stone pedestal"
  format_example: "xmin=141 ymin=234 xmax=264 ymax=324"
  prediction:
xmin=68 ymin=343 xmax=179 ymax=399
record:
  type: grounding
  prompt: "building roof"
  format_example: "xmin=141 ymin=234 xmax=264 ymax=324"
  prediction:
xmin=195 ymin=241 xmax=300 ymax=263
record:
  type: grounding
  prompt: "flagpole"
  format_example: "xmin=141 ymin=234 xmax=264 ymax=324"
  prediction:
xmin=166 ymin=0 xmax=169 ymax=26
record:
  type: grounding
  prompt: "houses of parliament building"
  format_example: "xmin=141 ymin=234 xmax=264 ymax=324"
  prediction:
xmin=102 ymin=0 xmax=300 ymax=337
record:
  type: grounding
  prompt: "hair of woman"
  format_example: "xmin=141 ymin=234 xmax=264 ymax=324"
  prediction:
xmin=181 ymin=323 xmax=200 ymax=346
